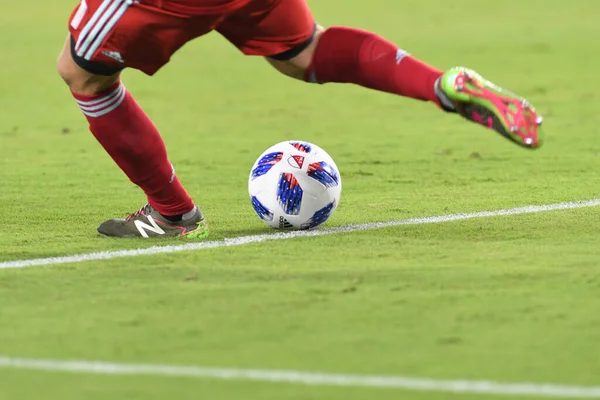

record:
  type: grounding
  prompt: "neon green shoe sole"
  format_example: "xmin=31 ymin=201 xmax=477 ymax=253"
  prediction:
xmin=184 ymin=220 xmax=209 ymax=239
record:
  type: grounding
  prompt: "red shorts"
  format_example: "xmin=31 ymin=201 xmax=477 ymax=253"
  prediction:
xmin=68 ymin=0 xmax=315 ymax=75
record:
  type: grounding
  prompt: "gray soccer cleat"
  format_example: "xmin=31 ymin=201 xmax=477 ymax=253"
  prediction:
xmin=97 ymin=204 xmax=209 ymax=239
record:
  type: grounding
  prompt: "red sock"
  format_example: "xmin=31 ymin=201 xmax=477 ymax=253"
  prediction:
xmin=305 ymin=27 xmax=443 ymax=105
xmin=72 ymin=82 xmax=194 ymax=216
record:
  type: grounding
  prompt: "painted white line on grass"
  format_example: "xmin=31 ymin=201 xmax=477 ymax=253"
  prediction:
xmin=0 ymin=355 xmax=599 ymax=398
xmin=1 ymin=199 xmax=599 ymax=270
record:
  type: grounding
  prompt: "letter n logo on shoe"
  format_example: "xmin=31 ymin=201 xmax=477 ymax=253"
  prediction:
xmin=134 ymin=216 xmax=166 ymax=238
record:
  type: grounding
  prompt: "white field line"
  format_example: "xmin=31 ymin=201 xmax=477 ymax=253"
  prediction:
xmin=1 ymin=199 xmax=599 ymax=270
xmin=0 ymin=356 xmax=599 ymax=398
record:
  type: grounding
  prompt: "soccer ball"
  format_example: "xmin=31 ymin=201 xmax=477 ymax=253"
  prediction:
xmin=248 ymin=140 xmax=342 ymax=230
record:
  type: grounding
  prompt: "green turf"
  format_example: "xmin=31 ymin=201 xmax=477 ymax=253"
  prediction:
xmin=1 ymin=0 xmax=600 ymax=398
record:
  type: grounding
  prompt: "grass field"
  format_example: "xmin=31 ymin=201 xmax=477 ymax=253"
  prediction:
xmin=1 ymin=0 xmax=600 ymax=398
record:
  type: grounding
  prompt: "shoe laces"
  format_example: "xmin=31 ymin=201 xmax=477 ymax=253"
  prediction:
xmin=126 ymin=204 xmax=152 ymax=221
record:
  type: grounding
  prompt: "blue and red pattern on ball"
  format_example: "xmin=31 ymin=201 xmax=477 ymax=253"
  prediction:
xmin=251 ymin=152 xmax=283 ymax=179
xmin=301 ymin=200 xmax=336 ymax=229
xmin=307 ymin=161 xmax=339 ymax=187
xmin=289 ymin=142 xmax=312 ymax=153
xmin=277 ymin=173 xmax=303 ymax=215
xmin=251 ymin=196 xmax=274 ymax=222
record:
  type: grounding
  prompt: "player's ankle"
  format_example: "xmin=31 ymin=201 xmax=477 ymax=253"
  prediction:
xmin=434 ymin=77 xmax=456 ymax=112
xmin=160 ymin=206 xmax=197 ymax=222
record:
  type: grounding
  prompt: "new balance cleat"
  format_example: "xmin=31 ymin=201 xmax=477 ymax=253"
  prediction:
xmin=97 ymin=204 xmax=209 ymax=239
xmin=438 ymin=67 xmax=543 ymax=149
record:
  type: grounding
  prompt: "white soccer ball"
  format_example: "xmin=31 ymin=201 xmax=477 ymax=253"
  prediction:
xmin=248 ymin=140 xmax=342 ymax=230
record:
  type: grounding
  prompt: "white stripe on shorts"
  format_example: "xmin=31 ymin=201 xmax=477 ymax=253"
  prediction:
xmin=83 ymin=1 xmax=132 ymax=60
xmin=76 ymin=84 xmax=126 ymax=118
xmin=75 ymin=0 xmax=120 ymax=56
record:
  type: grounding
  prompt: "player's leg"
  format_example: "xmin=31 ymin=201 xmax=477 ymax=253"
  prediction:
xmin=221 ymin=0 xmax=542 ymax=149
xmin=264 ymin=24 xmax=324 ymax=81
xmin=266 ymin=24 xmax=445 ymax=109
xmin=294 ymin=28 xmax=543 ymax=149
xmin=57 ymin=2 xmax=208 ymax=238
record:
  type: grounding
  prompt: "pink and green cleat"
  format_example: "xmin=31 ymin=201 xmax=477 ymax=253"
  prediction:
xmin=437 ymin=67 xmax=543 ymax=149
